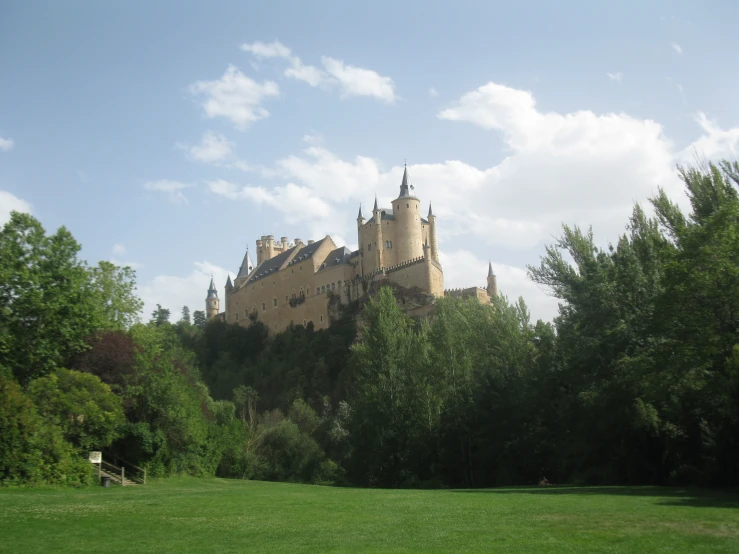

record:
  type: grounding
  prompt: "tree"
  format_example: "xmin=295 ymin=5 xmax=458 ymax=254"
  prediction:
xmin=193 ymin=310 xmax=206 ymax=329
xmin=28 ymin=368 xmax=125 ymax=451
xmin=150 ymin=304 xmax=171 ymax=326
xmin=88 ymin=261 xmax=143 ymax=330
xmin=0 ymin=212 xmax=97 ymax=384
xmin=181 ymin=306 xmax=191 ymax=324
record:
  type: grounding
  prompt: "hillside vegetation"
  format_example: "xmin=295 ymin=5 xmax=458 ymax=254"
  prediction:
xmin=1 ymin=161 xmax=739 ymax=489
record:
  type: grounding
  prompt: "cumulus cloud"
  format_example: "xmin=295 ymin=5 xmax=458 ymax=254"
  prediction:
xmin=137 ymin=261 xmax=234 ymax=323
xmin=671 ymin=42 xmax=683 ymax=54
xmin=204 ymin=80 xmax=739 ymax=321
xmin=679 ymin=112 xmax=739 ymax=161
xmin=607 ymin=72 xmax=623 ymax=83
xmin=181 ymin=131 xmax=234 ymax=163
xmin=440 ymin=249 xmax=560 ymax=322
xmin=429 ymin=87 xmax=439 ymax=97
xmin=144 ymin=179 xmax=194 ymax=204
xmin=189 ymin=65 xmax=280 ymax=129
xmin=0 ymin=136 xmax=14 ymax=152
xmin=240 ymin=40 xmax=397 ymax=102
xmin=0 ymin=190 xmax=32 ymax=225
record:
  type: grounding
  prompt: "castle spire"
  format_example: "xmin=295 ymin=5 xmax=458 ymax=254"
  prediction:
xmin=488 ymin=261 xmax=494 ymax=277
xmin=225 ymin=275 xmax=233 ymax=289
xmin=237 ymin=247 xmax=254 ymax=279
xmin=373 ymin=195 xmax=378 ymax=212
xmin=357 ymin=204 xmax=363 ymax=219
xmin=428 ymin=202 xmax=433 ymax=217
xmin=207 ymin=275 xmax=218 ymax=297
xmin=399 ymin=163 xmax=410 ymax=198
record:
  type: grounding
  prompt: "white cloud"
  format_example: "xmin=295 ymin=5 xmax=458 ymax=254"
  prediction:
xmin=606 ymin=72 xmax=623 ymax=83
xmin=189 ymin=65 xmax=280 ymax=129
xmin=240 ymin=40 xmax=397 ymax=102
xmin=679 ymin=112 xmax=739 ymax=161
xmin=0 ymin=136 xmax=14 ymax=152
xmin=321 ymin=57 xmax=397 ymax=102
xmin=440 ymin=249 xmax=560 ymax=322
xmin=137 ymin=261 xmax=234 ymax=323
xmin=112 ymin=243 xmax=127 ymax=256
xmin=429 ymin=87 xmax=439 ymax=97
xmin=240 ymin=40 xmax=291 ymax=59
xmin=144 ymin=179 xmax=194 ymax=204
xmin=0 ymin=190 xmax=32 ymax=226
xmin=203 ymin=80 xmax=739 ymax=321
xmin=183 ymin=131 xmax=234 ymax=163
xmin=671 ymin=42 xmax=683 ymax=54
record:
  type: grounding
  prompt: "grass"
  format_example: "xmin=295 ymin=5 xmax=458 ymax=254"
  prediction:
xmin=1 ymin=478 xmax=738 ymax=553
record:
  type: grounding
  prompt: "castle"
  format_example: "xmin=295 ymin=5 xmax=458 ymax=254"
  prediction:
xmin=205 ymin=166 xmax=498 ymax=333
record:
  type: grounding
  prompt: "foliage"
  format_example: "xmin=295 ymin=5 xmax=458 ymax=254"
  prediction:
xmin=27 ymin=368 xmax=125 ymax=451
xmin=0 ymin=366 xmax=92 ymax=486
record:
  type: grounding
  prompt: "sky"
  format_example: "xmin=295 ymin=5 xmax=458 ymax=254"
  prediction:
xmin=2 ymin=0 xmax=739 ymax=323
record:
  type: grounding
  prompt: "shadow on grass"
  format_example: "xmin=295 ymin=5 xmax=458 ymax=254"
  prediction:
xmin=450 ymin=485 xmax=739 ymax=508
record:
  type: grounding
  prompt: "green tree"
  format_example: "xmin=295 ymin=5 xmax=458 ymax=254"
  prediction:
xmin=0 ymin=212 xmax=96 ymax=384
xmin=193 ymin=310 xmax=206 ymax=329
xmin=150 ymin=304 xmax=171 ymax=326
xmin=28 ymin=368 xmax=125 ymax=451
xmin=181 ymin=306 xmax=191 ymax=324
xmin=88 ymin=261 xmax=143 ymax=330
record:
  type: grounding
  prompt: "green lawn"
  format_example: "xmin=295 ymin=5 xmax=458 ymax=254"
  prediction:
xmin=1 ymin=478 xmax=738 ymax=553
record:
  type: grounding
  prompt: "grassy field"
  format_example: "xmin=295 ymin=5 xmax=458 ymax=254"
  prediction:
xmin=1 ymin=478 xmax=738 ymax=553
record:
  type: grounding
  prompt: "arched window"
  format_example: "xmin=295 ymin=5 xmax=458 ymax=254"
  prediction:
xmin=262 ymin=302 xmax=266 ymax=312
xmin=406 ymin=203 xmax=409 ymax=208
xmin=273 ymin=297 xmax=277 ymax=307
xmin=320 ymin=314 xmax=323 ymax=322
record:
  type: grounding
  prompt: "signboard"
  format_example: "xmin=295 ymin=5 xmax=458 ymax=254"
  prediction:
xmin=89 ymin=451 xmax=102 ymax=464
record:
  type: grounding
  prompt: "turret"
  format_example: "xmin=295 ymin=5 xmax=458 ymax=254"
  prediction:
xmin=428 ymin=203 xmax=439 ymax=263
xmin=235 ymin=247 xmax=254 ymax=286
xmin=206 ymin=276 xmax=220 ymax=320
xmin=486 ymin=261 xmax=498 ymax=299
xmin=393 ymin=164 xmax=423 ymax=263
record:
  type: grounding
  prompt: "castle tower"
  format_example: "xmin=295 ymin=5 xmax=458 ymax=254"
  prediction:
xmin=394 ymin=165 xmax=423 ymax=263
xmin=373 ymin=196 xmax=384 ymax=269
xmin=487 ymin=261 xmax=498 ymax=298
xmin=206 ymin=276 xmax=220 ymax=320
xmin=428 ymin=203 xmax=439 ymax=262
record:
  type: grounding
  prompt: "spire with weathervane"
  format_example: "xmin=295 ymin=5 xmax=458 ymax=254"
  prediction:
xmin=487 ymin=261 xmax=498 ymax=299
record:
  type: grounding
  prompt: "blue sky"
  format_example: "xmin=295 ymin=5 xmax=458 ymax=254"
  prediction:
xmin=2 ymin=0 xmax=738 ymax=321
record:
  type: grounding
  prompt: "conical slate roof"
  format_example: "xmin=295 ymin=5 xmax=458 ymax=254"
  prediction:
xmin=488 ymin=261 xmax=495 ymax=277
xmin=237 ymin=248 xmax=255 ymax=279
xmin=207 ymin=276 xmax=218 ymax=299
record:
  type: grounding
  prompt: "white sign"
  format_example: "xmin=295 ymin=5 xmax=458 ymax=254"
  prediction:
xmin=89 ymin=451 xmax=102 ymax=464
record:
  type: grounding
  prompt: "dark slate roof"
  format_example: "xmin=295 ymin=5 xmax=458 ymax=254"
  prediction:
xmin=288 ymin=237 xmax=329 ymax=266
xmin=207 ymin=277 xmax=218 ymax=298
xmin=318 ymin=246 xmax=352 ymax=270
xmin=349 ymin=250 xmax=360 ymax=259
xmin=397 ymin=164 xmax=419 ymax=200
xmin=380 ymin=211 xmax=395 ymax=221
xmin=249 ymin=247 xmax=296 ymax=282
xmin=421 ymin=217 xmax=428 ymax=224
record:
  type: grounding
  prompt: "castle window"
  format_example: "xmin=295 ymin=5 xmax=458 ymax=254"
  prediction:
xmin=321 ymin=285 xmax=326 ymax=291
xmin=262 ymin=303 xmax=266 ymax=312
xmin=368 ymin=243 xmax=372 ymax=251
xmin=316 ymin=287 xmax=320 ymax=294
xmin=273 ymin=281 xmax=275 ymax=286
xmin=320 ymin=315 xmax=323 ymax=322
xmin=407 ymin=203 xmax=409 ymax=208
xmin=331 ymin=282 xmax=335 ymax=290
xmin=300 ymin=287 xmax=304 ymax=296
xmin=235 ymin=313 xmax=239 ymax=321
xmin=303 ymin=319 xmax=306 ymax=326
xmin=338 ymin=280 xmax=342 ymax=286
xmin=300 ymin=265 xmax=302 ymax=271
xmin=385 ymin=240 xmax=392 ymax=249
xmin=261 ymin=282 xmax=263 ymax=287
xmin=273 ymin=298 xmax=277 ymax=307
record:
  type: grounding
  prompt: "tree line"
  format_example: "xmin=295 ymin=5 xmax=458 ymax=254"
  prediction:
xmin=1 ymin=160 xmax=738 ymax=487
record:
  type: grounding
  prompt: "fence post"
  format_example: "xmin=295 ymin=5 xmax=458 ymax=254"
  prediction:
xmin=143 ymin=467 xmax=146 ymax=485
xmin=122 ymin=466 xmax=125 ymax=487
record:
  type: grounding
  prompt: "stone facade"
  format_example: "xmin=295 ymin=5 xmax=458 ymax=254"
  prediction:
xmin=207 ymin=167 xmax=497 ymax=333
